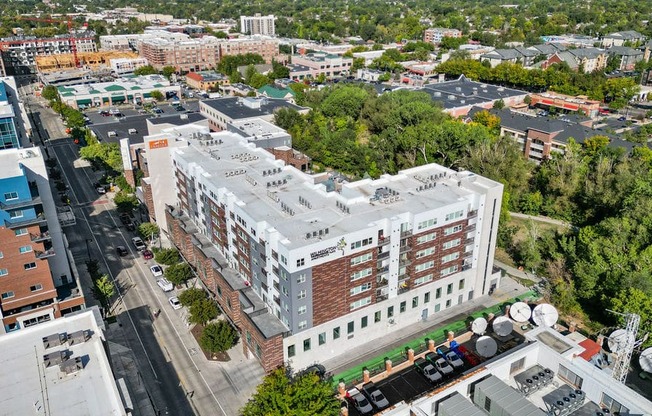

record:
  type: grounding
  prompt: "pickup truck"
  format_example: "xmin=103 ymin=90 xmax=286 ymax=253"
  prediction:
xmin=426 ymin=352 xmax=454 ymax=376
xmin=414 ymin=357 xmax=443 ymax=383
xmin=347 ymin=387 xmax=373 ymax=414
xmin=438 ymin=347 xmax=464 ymax=369
xmin=362 ymin=381 xmax=389 ymax=409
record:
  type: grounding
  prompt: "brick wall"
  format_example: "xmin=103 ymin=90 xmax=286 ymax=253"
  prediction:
xmin=312 ymin=256 xmax=350 ymax=326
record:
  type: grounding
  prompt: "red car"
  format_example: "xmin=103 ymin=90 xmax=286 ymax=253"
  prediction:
xmin=142 ymin=249 xmax=154 ymax=260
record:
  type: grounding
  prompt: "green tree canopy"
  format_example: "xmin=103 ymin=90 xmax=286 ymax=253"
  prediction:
xmin=178 ymin=287 xmax=207 ymax=307
xmin=154 ymin=248 xmax=180 ymax=266
xmin=199 ymin=321 xmax=239 ymax=353
xmin=41 ymin=85 xmax=59 ymax=102
xmin=149 ymin=90 xmax=164 ymax=101
xmin=138 ymin=222 xmax=160 ymax=242
xmin=164 ymin=263 xmax=193 ymax=286
xmin=133 ymin=65 xmax=157 ymax=76
xmin=188 ymin=297 xmax=220 ymax=325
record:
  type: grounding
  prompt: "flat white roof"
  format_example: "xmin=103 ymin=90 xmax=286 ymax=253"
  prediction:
xmin=0 ymin=310 xmax=125 ymax=416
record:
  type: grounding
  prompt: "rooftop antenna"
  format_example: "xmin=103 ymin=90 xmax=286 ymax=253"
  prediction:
xmin=606 ymin=309 xmax=640 ymax=384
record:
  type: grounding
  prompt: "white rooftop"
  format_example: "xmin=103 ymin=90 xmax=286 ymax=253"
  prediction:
xmin=0 ymin=309 xmax=126 ymax=416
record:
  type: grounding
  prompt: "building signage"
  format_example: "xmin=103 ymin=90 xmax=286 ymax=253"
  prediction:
xmin=149 ymin=139 xmax=169 ymax=149
xmin=309 ymin=238 xmax=346 ymax=261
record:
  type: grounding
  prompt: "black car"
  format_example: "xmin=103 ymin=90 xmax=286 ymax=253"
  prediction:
xmin=119 ymin=213 xmax=132 ymax=225
xmin=116 ymin=246 xmax=128 ymax=256
xmin=125 ymin=221 xmax=136 ymax=231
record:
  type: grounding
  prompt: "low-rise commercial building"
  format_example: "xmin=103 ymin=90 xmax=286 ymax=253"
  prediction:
xmin=185 ymin=71 xmax=229 ymax=91
xmin=289 ymin=53 xmax=353 ymax=79
xmin=199 ymin=96 xmax=309 ymax=131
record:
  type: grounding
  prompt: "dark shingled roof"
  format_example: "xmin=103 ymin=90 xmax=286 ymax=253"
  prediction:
xmin=202 ymin=97 xmax=306 ymax=120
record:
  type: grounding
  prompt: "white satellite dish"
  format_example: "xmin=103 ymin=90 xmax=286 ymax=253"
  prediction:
xmin=532 ymin=303 xmax=559 ymax=327
xmin=640 ymin=347 xmax=652 ymax=373
xmin=475 ymin=336 xmax=498 ymax=358
xmin=608 ymin=329 xmax=632 ymax=353
xmin=471 ymin=317 xmax=488 ymax=335
xmin=510 ymin=302 xmax=532 ymax=323
xmin=493 ymin=316 xmax=513 ymax=337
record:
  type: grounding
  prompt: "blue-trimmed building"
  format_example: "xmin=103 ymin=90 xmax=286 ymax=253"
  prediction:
xmin=0 ymin=80 xmax=19 ymax=149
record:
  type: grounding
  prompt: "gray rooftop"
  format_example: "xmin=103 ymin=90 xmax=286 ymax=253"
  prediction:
xmin=147 ymin=112 xmax=205 ymax=126
xmin=607 ymin=46 xmax=643 ymax=56
xmin=202 ymin=97 xmax=306 ymax=121
xmin=476 ymin=375 xmax=547 ymax=416
xmin=422 ymin=75 xmax=526 ymax=109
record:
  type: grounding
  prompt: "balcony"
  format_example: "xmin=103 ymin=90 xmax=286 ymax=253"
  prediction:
xmin=30 ymin=231 xmax=51 ymax=242
xmin=377 ymin=265 xmax=389 ymax=273
xmin=400 ymin=230 xmax=412 ymax=238
xmin=377 ymin=250 xmax=390 ymax=260
xmin=399 ymin=258 xmax=412 ymax=267
xmin=0 ymin=195 xmax=42 ymax=210
xmin=35 ymin=248 xmax=56 ymax=259
xmin=468 ymin=210 xmax=478 ymax=218
xmin=399 ymin=244 xmax=412 ymax=253
xmin=464 ymin=238 xmax=474 ymax=245
xmin=376 ymin=294 xmax=388 ymax=302
xmin=273 ymin=295 xmax=280 ymax=306
xmin=466 ymin=223 xmax=476 ymax=232
xmin=377 ymin=236 xmax=390 ymax=246
xmin=462 ymin=264 xmax=472 ymax=271
xmin=376 ymin=277 xmax=388 ymax=287
xmin=398 ymin=281 xmax=410 ymax=294
xmin=5 ymin=212 xmax=47 ymax=229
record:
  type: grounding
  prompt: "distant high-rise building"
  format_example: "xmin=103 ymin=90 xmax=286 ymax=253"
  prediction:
xmin=240 ymin=14 xmax=276 ymax=36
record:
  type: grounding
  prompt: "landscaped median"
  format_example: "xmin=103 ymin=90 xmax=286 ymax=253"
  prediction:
xmin=332 ymin=290 xmax=539 ymax=388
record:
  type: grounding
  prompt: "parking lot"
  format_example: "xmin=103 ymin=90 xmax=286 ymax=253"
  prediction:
xmin=83 ymin=100 xmax=200 ymax=125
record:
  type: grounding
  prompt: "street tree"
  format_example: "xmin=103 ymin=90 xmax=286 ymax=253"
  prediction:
xmin=164 ymin=263 xmax=193 ymax=286
xmin=241 ymin=368 xmax=340 ymax=416
xmin=41 ymin=85 xmax=59 ymax=102
xmin=178 ymin=287 xmax=206 ymax=307
xmin=188 ymin=297 xmax=220 ymax=325
xmin=133 ymin=65 xmax=157 ymax=76
xmin=149 ymin=90 xmax=164 ymax=102
xmin=114 ymin=191 xmax=139 ymax=213
xmin=162 ymin=65 xmax=176 ymax=80
xmin=199 ymin=321 xmax=239 ymax=353
xmin=94 ymin=274 xmax=115 ymax=308
xmin=155 ymin=248 xmax=180 ymax=266
xmin=138 ymin=222 xmax=159 ymax=242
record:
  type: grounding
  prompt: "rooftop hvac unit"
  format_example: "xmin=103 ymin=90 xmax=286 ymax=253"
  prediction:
xmin=67 ymin=330 xmax=90 ymax=346
xmin=42 ymin=333 xmax=67 ymax=350
xmin=43 ymin=350 xmax=68 ymax=368
xmin=60 ymin=357 xmax=84 ymax=374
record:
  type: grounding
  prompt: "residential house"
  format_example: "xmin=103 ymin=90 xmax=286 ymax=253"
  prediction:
xmin=601 ymin=31 xmax=646 ymax=48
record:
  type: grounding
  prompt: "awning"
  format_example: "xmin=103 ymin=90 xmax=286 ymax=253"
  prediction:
xmin=76 ymin=99 xmax=92 ymax=105
xmin=111 ymin=96 xmax=126 ymax=102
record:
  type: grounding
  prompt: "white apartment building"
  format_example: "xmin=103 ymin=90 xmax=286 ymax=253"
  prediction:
xmin=109 ymin=57 xmax=149 ymax=75
xmin=143 ymin=125 xmax=503 ymax=372
xmin=99 ymin=31 xmax=190 ymax=52
xmin=240 ymin=14 xmax=276 ymax=36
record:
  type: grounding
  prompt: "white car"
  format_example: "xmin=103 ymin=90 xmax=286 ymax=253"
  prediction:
xmin=157 ymin=278 xmax=173 ymax=292
xmin=96 ymin=186 xmax=106 ymax=194
xmin=150 ymin=264 xmax=163 ymax=277
xmin=131 ymin=237 xmax=146 ymax=251
xmin=435 ymin=357 xmax=454 ymax=375
xmin=445 ymin=351 xmax=464 ymax=369
xmin=168 ymin=296 xmax=182 ymax=310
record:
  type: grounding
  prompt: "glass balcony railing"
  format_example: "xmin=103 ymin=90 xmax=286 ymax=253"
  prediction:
xmin=35 ymin=248 xmax=56 ymax=259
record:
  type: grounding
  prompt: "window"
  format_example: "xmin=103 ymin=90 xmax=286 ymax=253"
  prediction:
xmin=374 ymin=311 xmax=381 ymax=323
xmin=282 ymin=286 xmax=289 ymax=296
xmin=24 ymin=262 xmax=36 ymax=270
xmin=318 ymin=332 xmax=326 ymax=345
xmin=558 ymin=364 xmax=583 ymax=388
xmin=415 ymin=247 xmax=435 ymax=259
xmin=298 ymin=320 xmax=307 ymax=330
xmin=351 ymin=252 xmax=373 ymax=266
xmin=350 ymin=267 xmax=372 ymax=282
xmin=443 ymin=239 xmax=461 ymax=249
xmin=4 ymin=191 xmax=18 ymax=200
xmin=14 ymin=228 xmax=27 ymax=236
xmin=445 ymin=210 xmax=464 ymax=221
xmin=333 ymin=327 xmax=340 ymax=339
xmin=297 ymin=289 xmax=306 ymax=299
xmin=459 ymin=279 xmax=465 ymax=290
xmin=296 ymin=258 xmax=305 ymax=267
xmin=350 ymin=297 xmax=371 ymax=311
xmin=441 ymin=265 xmax=458 ymax=277
xmin=447 ymin=283 xmax=453 ymax=294
xmin=434 ymin=303 xmax=441 ymax=312
xmin=297 ymin=274 xmax=306 ymax=284
xmin=415 ymin=260 xmax=434 ymax=272
xmin=1 ymin=291 xmax=14 ymax=299
xmin=347 ymin=321 xmax=354 ymax=334
xmin=19 ymin=245 xmax=32 ymax=254
xmin=424 ymin=292 xmax=430 ymax=303
xmin=414 ymin=274 xmax=433 ymax=286
xmin=0 ymin=268 xmax=6 ymax=276
xmin=361 ymin=316 xmax=368 ymax=328
xmin=0 ymin=251 xmax=3 ymax=258
xmin=281 ymin=270 xmax=288 ymax=281
xmin=350 ymin=238 xmax=373 ymax=250
xmin=441 ymin=252 xmax=459 ymax=263
xmin=287 ymin=345 xmax=296 ymax=357
xmin=387 ymin=306 xmax=394 ymax=318
xmin=444 ymin=225 xmax=463 ymax=236
xmin=298 ymin=305 xmax=307 ymax=315
xmin=9 ymin=210 xmax=23 ymax=218
xmin=417 ymin=218 xmax=437 ymax=230
xmin=600 ymin=393 xmax=629 ymax=414
xmin=30 ymin=284 xmax=43 ymax=292
xmin=446 ymin=299 xmax=452 ymax=308
xmin=303 ymin=338 xmax=311 ymax=351
xmin=280 ymin=254 xmax=287 ymax=265
xmin=399 ymin=301 xmax=406 ymax=313
xmin=416 ymin=232 xmax=436 ymax=244
xmin=412 ymin=297 xmax=418 ymax=308
xmin=436 ymin=288 xmax=442 ymax=299
xmin=350 ymin=282 xmax=372 ymax=296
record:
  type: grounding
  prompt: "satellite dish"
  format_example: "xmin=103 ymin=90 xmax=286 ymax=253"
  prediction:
xmin=639 ymin=347 xmax=652 ymax=373
xmin=532 ymin=303 xmax=559 ymax=327
xmin=475 ymin=336 xmax=498 ymax=357
xmin=471 ymin=317 xmax=488 ymax=335
xmin=608 ymin=329 xmax=633 ymax=353
xmin=493 ymin=316 xmax=513 ymax=337
xmin=510 ymin=302 xmax=532 ymax=323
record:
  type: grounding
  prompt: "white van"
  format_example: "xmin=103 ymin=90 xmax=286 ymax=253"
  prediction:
xmin=128 ymin=128 xmax=137 ymax=135
xmin=108 ymin=131 xmax=117 ymax=137
xmin=156 ymin=278 xmax=174 ymax=292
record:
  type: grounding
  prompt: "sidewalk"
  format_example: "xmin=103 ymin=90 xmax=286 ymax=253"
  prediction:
xmin=493 ymin=259 xmax=541 ymax=284
xmin=323 ymin=276 xmax=535 ymax=376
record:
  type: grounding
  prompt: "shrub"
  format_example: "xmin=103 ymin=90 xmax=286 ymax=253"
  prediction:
xmin=199 ymin=321 xmax=239 ymax=353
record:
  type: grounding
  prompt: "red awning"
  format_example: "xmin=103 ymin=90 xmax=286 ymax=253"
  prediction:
xmin=541 ymin=99 xmax=554 ymax=105
xmin=578 ymin=339 xmax=602 ymax=361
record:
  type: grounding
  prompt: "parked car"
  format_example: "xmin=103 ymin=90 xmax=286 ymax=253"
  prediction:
xmin=295 ymin=364 xmax=327 ymax=380
xmin=131 ymin=237 xmax=146 ymax=251
xmin=347 ymin=388 xmax=373 ymax=415
xmin=414 ymin=357 xmax=443 ymax=383
xmin=125 ymin=221 xmax=136 ymax=231
xmin=426 ymin=352 xmax=454 ymax=375
xmin=439 ymin=348 xmax=464 ymax=369
xmin=618 ymin=116 xmax=627 ymax=121
xmin=142 ymin=249 xmax=154 ymax=260
xmin=361 ymin=382 xmax=389 ymax=409
xmin=157 ymin=278 xmax=173 ymax=292
xmin=119 ymin=213 xmax=132 ymax=224
xmin=150 ymin=264 xmax=163 ymax=277
xmin=96 ymin=186 xmax=106 ymax=194
xmin=168 ymin=296 xmax=182 ymax=310
xmin=116 ymin=246 xmax=128 ymax=256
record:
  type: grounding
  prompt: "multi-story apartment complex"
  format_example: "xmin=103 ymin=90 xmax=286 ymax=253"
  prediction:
xmin=0 ymin=147 xmax=84 ymax=333
xmin=601 ymin=30 xmax=646 ymax=48
xmin=109 ymin=57 xmax=149 ymax=75
xmin=0 ymin=79 xmax=21 ymax=150
xmin=143 ymin=126 xmax=503 ymax=371
xmin=240 ymin=14 xmax=276 ymax=36
xmin=218 ymin=36 xmax=280 ymax=64
xmin=424 ymin=28 xmax=463 ymax=45
xmin=139 ymin=37 xmax=221 ymax=72
xmin=99 ymin=31 xmax=190 ymax=52
xmin=0 ymin=32 xmax=96 ymax=76
xmin=289 ymin=53 xmax=353 ymax=79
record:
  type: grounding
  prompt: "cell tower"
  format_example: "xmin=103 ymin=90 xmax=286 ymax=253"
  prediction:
xmin=608 ymin=309 xmax=640 ymax=384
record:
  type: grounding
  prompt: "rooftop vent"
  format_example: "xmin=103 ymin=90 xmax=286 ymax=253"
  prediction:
xmin=67 ymin=330 xmax=91 ymax=346
xmin=60 ymin=356 xmax=84 ymax=374
xmin=43 ymin=350 xmax=69 ymax=368
xmin=43 ymin=333 xmax=67 ymax=350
